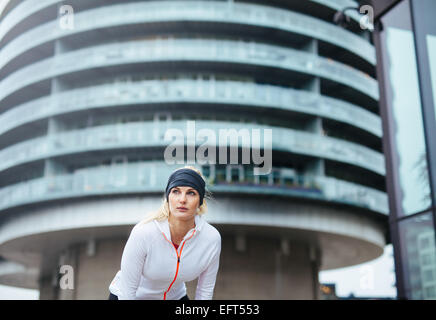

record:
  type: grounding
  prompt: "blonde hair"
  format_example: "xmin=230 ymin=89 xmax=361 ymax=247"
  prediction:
xmin=140 ymin=166 xmax=210 ymax=225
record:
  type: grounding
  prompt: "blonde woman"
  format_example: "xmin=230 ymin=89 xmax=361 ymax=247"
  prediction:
xmin=108 ymin=166 xmax=221 ymax=300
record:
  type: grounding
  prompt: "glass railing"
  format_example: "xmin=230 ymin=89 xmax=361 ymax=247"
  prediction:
xmin=0 ymin=120 xmax=385 ymax=175
xmin=0 ymin=0 xmax=375 ymax=74
xmin=0 ymin=162 xmax=388 ymax=214
xmin=0 ymin=38 xmax=378 ymax=105
xmin=0 ymin=80 xmax=382 ymax=138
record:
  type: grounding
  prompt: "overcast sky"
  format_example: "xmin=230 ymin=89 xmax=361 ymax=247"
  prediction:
xmin=0 ymin=284 xmax=39 ymax=300
xmin=319 ymin=244 xmax=397 ymax=298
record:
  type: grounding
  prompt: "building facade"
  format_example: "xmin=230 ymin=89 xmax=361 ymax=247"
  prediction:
xmin=365 ymin=0 xmax=436 ymax=300
xmin=0 ymin=0 xmax=388 ymax=299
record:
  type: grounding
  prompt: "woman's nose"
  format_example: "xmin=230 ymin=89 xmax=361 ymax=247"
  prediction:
xmin=179 ymin=193 xmax=187 ymax=202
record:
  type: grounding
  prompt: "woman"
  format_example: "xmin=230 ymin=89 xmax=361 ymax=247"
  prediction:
xmin=108 ymin=166 xmax=221 ymax=300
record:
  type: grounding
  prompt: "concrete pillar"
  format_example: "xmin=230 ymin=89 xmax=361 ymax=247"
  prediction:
xmin=44 ymin=117 xmax=67 ymax=177
xmin=38 ymin=275 xmax=57 ymax=300
xmin=304 ymin=158 xmax=325 ymax=177
xmin=305 ymin=117 xmax=322 ymax=134
xmin=44 ymin=159 xmax=67 ymax=176
xmin=309 ymin=245 xmax=322 ymax=300
xmin=51 ymin=38 xmax=69 ymax=94
xmin=300 ymin=38 xmax=325 ymax=181
xmin=58 ymin=247 xmax=78 ymax=300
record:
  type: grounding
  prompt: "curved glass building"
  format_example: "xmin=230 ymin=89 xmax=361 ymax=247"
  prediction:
xmin=0 ymin=0 xmax=388 ymax=299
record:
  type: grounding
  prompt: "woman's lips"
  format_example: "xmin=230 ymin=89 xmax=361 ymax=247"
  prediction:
xmin=177 ymin=207 xmax=188 ymax=211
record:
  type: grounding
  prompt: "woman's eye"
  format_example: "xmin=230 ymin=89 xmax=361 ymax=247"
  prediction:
xmin=172 ymin=189 xmax=195 ymax=195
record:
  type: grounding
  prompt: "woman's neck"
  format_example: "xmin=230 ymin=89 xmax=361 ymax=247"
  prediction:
xmin=168 ymin=216 xmax=195 ymax=245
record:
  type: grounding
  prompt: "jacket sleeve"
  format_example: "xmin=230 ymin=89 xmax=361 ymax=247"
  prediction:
xmin=118 ymin=223 xmax=148 ymax=300
xmin=195 ymin=232 xmax=221 ymax=300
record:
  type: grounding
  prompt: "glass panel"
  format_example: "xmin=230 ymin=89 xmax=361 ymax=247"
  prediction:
xmin=427 ymin=34 xmax=436 ymax=124
xmin=399 ymin=211 xmax=436 ymax=299
xmin=381 ymin=0 xmax=432 ymax=215
xmin=202 ymin=165 xmax=211 ymax=178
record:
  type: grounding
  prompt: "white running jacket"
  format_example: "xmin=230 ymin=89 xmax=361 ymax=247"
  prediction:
xmin=109 ymin=214 xmax=221 ymax=300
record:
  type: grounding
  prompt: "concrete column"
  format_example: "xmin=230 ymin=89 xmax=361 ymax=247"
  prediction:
xmin=304 ymin=158 xmax=325 ymax=177
xmin=38 ymin=275 xmax=57 ymax=300
xmin=309 ymin=245 xmax=322 ymax=300
xmin=301 ymin=38 xmax=325 ymax=181
xmin=44 ymin=117 xmax=67 ymax=177
xmin=45 ymin=28 xmax=71 ymax=178
xmin=47 ymin=117 xmax=64 ymax=135
xmin=51 ymin=40 xmax=69 ymax=94
xmin=305 ymin=117 xmax=322 ymax=134
xmin=58 ymin=247 xmax=78 ymax=300
xmin=302 ymin=38 xmax=321 ymax=96
xmin=44 ymin=159 xmax=67 ymax=177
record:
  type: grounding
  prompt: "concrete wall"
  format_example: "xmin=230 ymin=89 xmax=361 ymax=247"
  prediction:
xmin=202 ymin=234 xmax=320 ymax=300
xmin=74 ymin=239 xmax=124 ymax=300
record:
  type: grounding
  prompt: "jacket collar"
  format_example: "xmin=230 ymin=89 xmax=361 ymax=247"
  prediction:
xmin=154 ymin=214 xmax=205 ymax=241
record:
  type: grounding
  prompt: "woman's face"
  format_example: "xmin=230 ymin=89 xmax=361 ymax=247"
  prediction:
xmin=168 ymin=186 xmax=200 ymax=221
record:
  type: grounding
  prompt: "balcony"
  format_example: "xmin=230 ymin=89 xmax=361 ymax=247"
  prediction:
xmin=0 ymin=38 xmax=378 ymax=109
xmin=0 ymin=79 xmax=382 ymax=138
xmin=0 ymin=1 xmax=375 ymax=72
xmin=0 ymin=162 xmax=388 ymax=214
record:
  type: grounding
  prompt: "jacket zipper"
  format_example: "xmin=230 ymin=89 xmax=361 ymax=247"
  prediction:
xmin=161 ymin=229 xmax=196 ymax=300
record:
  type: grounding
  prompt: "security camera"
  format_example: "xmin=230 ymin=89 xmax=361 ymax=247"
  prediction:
xmin=333 ymin=10 xmax=351 ymax=27
xmin=333 ymin=6 xmax=358 ymax=28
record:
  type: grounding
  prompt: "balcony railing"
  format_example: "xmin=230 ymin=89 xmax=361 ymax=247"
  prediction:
xmin=0 ymin=1 xmax=375 ymax=73
xmin=0 ymin=79 xmax=382 ymax=138
xmin=0 ymin=0 xmax=366 ymax=44
xmin=0 ymin=38 xmax=378 ymax=106
xmin=0 ymin=162 xmax=388 ymax=214
xmin=0 ymin=120 xmax=385 ymax=175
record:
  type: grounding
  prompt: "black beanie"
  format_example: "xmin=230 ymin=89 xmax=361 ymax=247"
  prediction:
xmin=165 ymin=168 xmax=206 ymax=206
